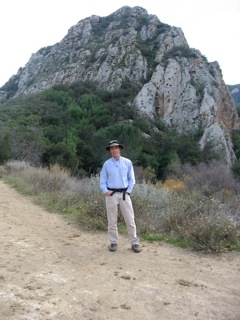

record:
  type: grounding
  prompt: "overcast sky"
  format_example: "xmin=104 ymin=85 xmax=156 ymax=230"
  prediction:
xmin=0 ymin=0 xmax=239 ymax=87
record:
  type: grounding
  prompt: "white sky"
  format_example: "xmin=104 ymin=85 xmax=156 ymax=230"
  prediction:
xmin=0 ymin=0 xmax=239 ymax=87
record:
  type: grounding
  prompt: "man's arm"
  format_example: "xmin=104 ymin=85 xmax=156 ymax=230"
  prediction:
xmin=100 ymin=163 xmax=112 ymax=196
xmin=126 ymin=161 xmax=135 ymax=194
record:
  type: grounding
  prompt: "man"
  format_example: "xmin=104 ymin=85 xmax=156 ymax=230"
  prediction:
xmin=100 ymin=140 xmax=141 ymax=253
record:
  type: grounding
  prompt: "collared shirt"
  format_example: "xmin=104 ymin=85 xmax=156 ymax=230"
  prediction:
xmin=100 ymin=156 xmax=135 ymax=194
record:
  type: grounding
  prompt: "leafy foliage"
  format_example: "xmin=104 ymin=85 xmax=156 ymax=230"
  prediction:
xmin=0 ymin=80 xmax=232 ymax=179
xmin=91 ymin=15 xmax=115 ymax=38
xmin=163 ymin=46 xmax=198 ymax=61
xmin=0 ymin=74 xmax=21 ymax=99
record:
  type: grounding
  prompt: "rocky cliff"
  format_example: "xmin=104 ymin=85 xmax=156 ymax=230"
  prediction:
xmin=0 ymin=6 xmax=239 ymax=164
xmin=228 ymin=84 xmax=240 ymax=108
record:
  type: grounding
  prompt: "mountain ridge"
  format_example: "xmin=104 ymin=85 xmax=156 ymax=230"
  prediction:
xmin=0 ymin=6 xmax=239 ymax=165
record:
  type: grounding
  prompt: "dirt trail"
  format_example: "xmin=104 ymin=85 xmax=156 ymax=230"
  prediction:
xmin=0 ymin=181 xmax=240 ymax=320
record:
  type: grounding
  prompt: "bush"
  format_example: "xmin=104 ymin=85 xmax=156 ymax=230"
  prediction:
xmin=131 ymin=183 xmax=171 ymax=233
xmin=3 ymin=160 xmax=30 ymax=175
xmin=159 ymin=192 xmax=239 ymax=252
xmin=2 ymin=161 xmax=240 ymax=252
xmin=162 ymin=46 xmax=198 ymax=63
xmin=232 ymin=159 xmax=240 ymax=178
xmin=161 ymin=178 xmax=186 ymax=194
xmin=77 ymin=192 xmax=107 ymax=230
xmin=178 ymin=161 xmax=240 ymax=196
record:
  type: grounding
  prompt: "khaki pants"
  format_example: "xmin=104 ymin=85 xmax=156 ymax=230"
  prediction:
xmin=105 ymin=192 xmax=138 ymax=245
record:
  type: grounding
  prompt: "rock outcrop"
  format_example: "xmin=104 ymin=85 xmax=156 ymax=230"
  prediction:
xmin=0 ymin=6 xmax=239 ymax=164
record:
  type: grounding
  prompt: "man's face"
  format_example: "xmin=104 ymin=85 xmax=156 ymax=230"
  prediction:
xmin=110 ymin=146 xmax=121 ymax=159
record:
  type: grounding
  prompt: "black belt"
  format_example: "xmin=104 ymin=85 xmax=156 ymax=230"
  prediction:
xmin=107 ymin=187 xmax=128 ymax=200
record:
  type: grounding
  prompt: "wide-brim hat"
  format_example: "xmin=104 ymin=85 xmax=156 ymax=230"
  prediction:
xmin=106 ymin=140 xmax=124 ymax=151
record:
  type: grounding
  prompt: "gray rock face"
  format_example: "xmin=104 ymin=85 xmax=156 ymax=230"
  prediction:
xmin=0 ymin=6 xmax=239 ymax=164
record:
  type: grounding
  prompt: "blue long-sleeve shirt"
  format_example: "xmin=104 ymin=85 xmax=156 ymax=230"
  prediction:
xmin=100 ymin=156 xmax=135 ymax=194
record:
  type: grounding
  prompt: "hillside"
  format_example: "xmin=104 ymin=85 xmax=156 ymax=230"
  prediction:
xmin=0 ymin=6 xmax=240 ymax=172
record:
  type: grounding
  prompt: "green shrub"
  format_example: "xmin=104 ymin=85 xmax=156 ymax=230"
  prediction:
xmin=232 ymin=160 xmax=240 ymax=178
xmin=159 ymin=193 xmax=239 ymax=252
xmin=77 ymin=193 xmax=107 ymax=230
xmin=162 ymin=46 xmax=198 ymax=64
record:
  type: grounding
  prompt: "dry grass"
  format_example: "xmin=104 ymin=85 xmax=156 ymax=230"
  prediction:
xmin=1 ymin=160 xmax=240 ymax=252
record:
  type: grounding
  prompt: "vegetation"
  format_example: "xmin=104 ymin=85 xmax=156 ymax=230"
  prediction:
xmin=162 ymin=46 xmax=198 ymax=66
xmin=0 ymin=7 xmax=239 ymax=255
xmin=228 ymin=84 xmax=240 ymax=110
xmin=0 ymin=79 xmax=239 ymax=254
xmin=1 ymin=160 xmax=239 ymax=253
xmin=0 ymin=80 xmax=222 ymax=180
xmin=91 ymin=15 xmax=115 ymax=38
xmin=0 ymin=73 xmax=21 ymax=99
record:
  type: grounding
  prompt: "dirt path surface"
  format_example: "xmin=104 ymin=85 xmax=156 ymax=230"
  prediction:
xmin=0 ymin=181 xmax=240 ymax=320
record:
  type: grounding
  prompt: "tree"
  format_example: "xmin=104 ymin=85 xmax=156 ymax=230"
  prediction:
xmin=0 ymin=133 xmax=12 ymax=164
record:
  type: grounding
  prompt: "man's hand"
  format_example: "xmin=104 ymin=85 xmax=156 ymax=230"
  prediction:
xmin=106 ymin=191 xmax=112 ymax=197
